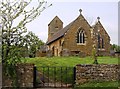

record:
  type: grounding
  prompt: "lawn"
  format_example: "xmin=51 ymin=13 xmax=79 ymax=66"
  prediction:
xmin=74 ymin=81 xmax=119 ymax=89
xmin=22 ymin=56 xmax=118 ymax=67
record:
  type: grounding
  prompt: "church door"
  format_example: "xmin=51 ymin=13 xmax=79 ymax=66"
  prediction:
xmin=52 ymin=46 xmax=55 ymax=56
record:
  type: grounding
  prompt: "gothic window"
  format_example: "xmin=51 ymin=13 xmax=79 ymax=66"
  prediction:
xmin=98 ymin=34 xmax=101 ymax=48
xmin=98 ymin=34 xmax=104 ymax=49
xmin=101 ymin=38 xmax=104 ymax=48
xmin=77 ymin=29 xmax=85 ymax=44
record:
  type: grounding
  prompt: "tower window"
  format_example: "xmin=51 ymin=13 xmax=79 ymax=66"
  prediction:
xmin=55 ymin=26 xmax=58 ymax=29
xmin=56 ymin=20 xmax=57 ymax=23
xmin=55 ymin=20 xmax=58 ymax=28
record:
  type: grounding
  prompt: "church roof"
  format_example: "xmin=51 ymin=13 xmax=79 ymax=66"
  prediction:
xmin=46 ymin=13 xmax=91 ymax=45
xmin=92 ymin=20 xmax=110 ymax=39
xmin=48 ymin=16 xmax=63 ymax=26
xmin=46 ymin=21 xmax=74 ymax=45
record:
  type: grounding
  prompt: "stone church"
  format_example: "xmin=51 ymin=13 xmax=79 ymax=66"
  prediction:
xmin=46 ymin=9 xmax=111 ymax=56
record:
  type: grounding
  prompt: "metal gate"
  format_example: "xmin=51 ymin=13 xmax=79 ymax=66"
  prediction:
xmin=33 ymin=66 xmax=76 ymax=88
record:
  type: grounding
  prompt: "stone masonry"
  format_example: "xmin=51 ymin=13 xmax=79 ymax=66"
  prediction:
xmin=2 ymin=64 xmax=120 ymax=88
xmin=2 ymin=63 xmax=34 ymax=88
xmin=46 ymin=10 xmax=111 ymax=57
xmin=75 ymin=64 xmax=120 ymax=85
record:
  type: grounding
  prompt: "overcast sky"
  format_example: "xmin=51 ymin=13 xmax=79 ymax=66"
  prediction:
xmin=26 ymin=0 xmax=118 ymax=45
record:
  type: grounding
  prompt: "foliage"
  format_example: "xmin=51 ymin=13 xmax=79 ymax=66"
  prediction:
xmin=92 ymin=48 xmax=98 ymax=64
xmin=0 ymin=0 xmax=51 ymax=87
xmin=74 ymin=81 xmax=119 ymax=88
xmin=23 ymin=31 xmax=44 ymax=58
xmin=111 ymin=44 xmax=120 ymax=52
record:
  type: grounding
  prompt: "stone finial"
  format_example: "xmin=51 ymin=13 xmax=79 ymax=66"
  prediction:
xmin=97 ymin=17 xmax=100 ymax=21
xmin=79 ymin=9 xmax=82 ymax=14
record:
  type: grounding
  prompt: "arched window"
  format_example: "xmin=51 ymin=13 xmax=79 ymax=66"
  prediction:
xmin=77 ymin=29 xmax=85 ymax=44
xmin=98 ymin=34 xmax=101 ymax=48
xmin=98 ymin=34 xmax=104 ymax=49
xmin=101 ymin=38 xmax=104 ymax=48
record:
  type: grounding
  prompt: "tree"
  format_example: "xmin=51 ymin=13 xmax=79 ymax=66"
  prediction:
xmin=0 ymin=0 xmax=51 ymax=87
xmin=0 ymin=29 xmax=1 ymax=63
xmin=23 ymin=31 xmax=44 ymax=58
xmin=111 ymin=44 xmax=120 ymax=52
xmin=92 ymin=45 xmax=98 ymax=64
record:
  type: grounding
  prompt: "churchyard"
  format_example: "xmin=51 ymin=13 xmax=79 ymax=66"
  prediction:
xmin=22 ymin=56 xmax=118 ymax=66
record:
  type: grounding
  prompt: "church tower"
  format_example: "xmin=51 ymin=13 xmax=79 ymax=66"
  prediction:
xmin=48 ymin=16 xmax=63 ymax=40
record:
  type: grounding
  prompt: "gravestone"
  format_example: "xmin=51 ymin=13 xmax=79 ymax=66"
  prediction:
xmin=46 ymin=50 xmax=53 ymax=57
xmin=61 ymin=49 xmax=70 ymax=56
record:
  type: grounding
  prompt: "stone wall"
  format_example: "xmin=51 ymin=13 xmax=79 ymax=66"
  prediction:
xmin=76 ymin=64 xmax=120 ymax=85
xmin=2 ymin=63 xmax=120 ymax=88
xmin=2 ymin=63 xmax=34 ymax=88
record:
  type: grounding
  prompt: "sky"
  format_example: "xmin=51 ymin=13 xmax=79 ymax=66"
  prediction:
xmin=26 ymin=0 xmax=119 ymax=45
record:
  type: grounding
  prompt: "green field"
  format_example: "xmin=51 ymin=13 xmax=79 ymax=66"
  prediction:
xmin=22 ymin=56 xmax=118 ymax=67
xmin=74 ymin=81 xmax=119 ymax=89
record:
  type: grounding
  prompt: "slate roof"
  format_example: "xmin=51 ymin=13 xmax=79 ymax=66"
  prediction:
xmin=46 ymin=21 xmax=75 ymax=45
xmin=46 ymin=14 xmax=94 ymax=45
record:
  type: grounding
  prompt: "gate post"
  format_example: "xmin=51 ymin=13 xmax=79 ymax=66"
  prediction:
xmin=33 ymin=65 xmax=36 ymax=88
xmin=73 ymin=67 xmax=76 ymax=87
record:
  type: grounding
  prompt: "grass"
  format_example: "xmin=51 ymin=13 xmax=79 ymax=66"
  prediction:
xmin=22 ymin=56 xmax=119 ymax=67
xmin=74 ymin=81 xmax=119 ymax=89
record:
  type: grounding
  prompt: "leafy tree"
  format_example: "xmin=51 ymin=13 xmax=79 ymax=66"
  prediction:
xmin=111 ymin=44 xmax=120 ymax=52
xmin=23 ymin=31 xmax=44 ymax=58
xmin=92 ymin=47 xmax=98 ymax=64
xmin=0 ymin=29 xmax=1 ymax=62
xmin=0 ymin=0 xmax=51 ymax=87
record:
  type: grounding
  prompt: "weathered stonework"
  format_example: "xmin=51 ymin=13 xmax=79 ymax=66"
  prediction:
xmin=75 ymin=64 xmax=120 ymax=85
xmin=2 ymin=63 xmax=34 ymax=88
xmin=48 ymin=16 xmax=63 ymax=41
xmin=46 ymin=10 xmax=111 ymax=56
xmin=2 ymin=63 xmax=120 ymax=88
xmin=48 ymin=37 xmax=64 ymax=56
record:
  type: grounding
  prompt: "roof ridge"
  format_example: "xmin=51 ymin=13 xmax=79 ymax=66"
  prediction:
xmin=48 ymin=16 xmax=63 ymax=26
xmin=46 ymin=19 xmax=75 ymax=45
xmin=46 ymin=14 xmax=93 ymax=45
